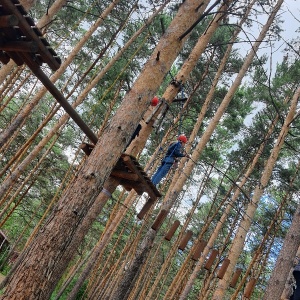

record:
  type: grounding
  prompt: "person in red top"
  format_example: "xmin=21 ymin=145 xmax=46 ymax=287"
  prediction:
xmin=151 ymin=134 xmax=190 ymax=186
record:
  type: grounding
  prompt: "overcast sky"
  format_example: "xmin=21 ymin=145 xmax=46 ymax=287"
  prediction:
xmin=272 ymin=0 xmax=299 ymax=61
xmin=259 ymin=0 xmax=299 ymax=69
xmin=230 ymin=0 xmax=299 ymax=81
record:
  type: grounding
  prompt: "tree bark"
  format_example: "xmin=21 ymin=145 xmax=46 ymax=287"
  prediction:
xmin=281 ymin=246 xmax=300 ymax=299
xmin=108 ymin=229 xmax=157 ymax=300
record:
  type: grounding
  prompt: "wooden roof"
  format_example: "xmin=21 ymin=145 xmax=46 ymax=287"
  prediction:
xmin=0 ymin=0 xmax=61 ymax=71
xmin=80 ymin=143 xmax=161 ymax=201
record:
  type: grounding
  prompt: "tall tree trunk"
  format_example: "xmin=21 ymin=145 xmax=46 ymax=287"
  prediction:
xmin=0 ymin=1 xmax=206 ymax=299
xmin=212 ymin=85 xmax=299 ymax=299
xmin=281 ymin=246 xmax=300 ymax=299
xmin=108 ymin=229 xmax=157 ymax=300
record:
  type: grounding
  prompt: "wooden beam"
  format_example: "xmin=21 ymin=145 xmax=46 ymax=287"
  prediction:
xmin=217 ymin=258 xmax=230 ymax=279
xmin=121 ymin=184 xmax=132 ymax=192
xmin=1 ymin=0 xmax=60 ymax=70
xmin=119 ymin=179 xmax=144 ymax=195
xmin=192 ymin=239 xmax=207 ymax=261
xmin=204 ymin=249 xmax=218 ymax=270
xmin=24 ymin=16 xmax=35 ymax=26
xmin=14 ymin=3 xmax=27 ymax=16
xmin=6 ymin=51 xmax=23 ymax=65
xmin=229 ymin=268 xmax=242 ymax=288
xmin=122 ymin=155 xmax=158 ymax=200
xmin=165 ymin=220 xmax=180 ymax=241
xmin=0 ymin=15 xmax=18 ymax=27
xmin=130 ymin=183 xmax=144 ymax=195
xmin=178 ymin=230 xmax=193 ymax=251
xmin=79 ymin=143 xmax=94 ymax=156
xmin=122 ymin=155 xmax=161 ymax=197
xmin=0 ymin=41 xmax=38 ymax=52
xmin=19 ymin=52 xmax=98 ymax=145
xmin=111 ymin=170 xmax=139 ymax=181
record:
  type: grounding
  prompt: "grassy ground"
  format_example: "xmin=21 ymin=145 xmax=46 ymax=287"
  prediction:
xmin=0 ymin=273 xmax=5 ymax=283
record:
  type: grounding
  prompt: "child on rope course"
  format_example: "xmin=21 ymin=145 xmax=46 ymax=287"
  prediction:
xmin=151 ymin=134 xmax=190 ymax=186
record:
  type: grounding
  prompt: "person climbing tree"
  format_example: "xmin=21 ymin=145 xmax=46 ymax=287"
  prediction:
xmin=126 ymin=124 xmax=142 ymax=148
xmin=151 ymin=134 xmax=190 ymax=186
xmin=126 ymin=97 xmax=159 ymax=149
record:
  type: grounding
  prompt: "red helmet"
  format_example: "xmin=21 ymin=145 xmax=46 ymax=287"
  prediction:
xmin=151 ymin=96 xmax=159 ymax=106
xmin=177 ymin=134 xmax=187 ymax=144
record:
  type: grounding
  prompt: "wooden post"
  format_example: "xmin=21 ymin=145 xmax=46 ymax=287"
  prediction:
xmin=111 ymin=170 xmax=139 ymax=181
xmin=178 ymin=230 xmax=193 ymax=251
xmin=164 ymin=220 xmax=180 ymax=241
xmin=204 ymin=249 xmax=218 ymax=270
xmin=0 ymin=15 xmax=18 ymax=27
xmin=217 ymin=258 xmax=230 ymax=279
xmin=6 ymin=51 xmax=23 ymax=65
xmin=243 ymin=278 xmax=256 ymax=298
xmin=151 ymin=209 xmax=168 ymax=231
xmin=137 ymin=200 xmax=154 ymax=220
xmin=192 ymin=239 xmax=207 ymax=261
xmin=229 ymin=268 xmax=242 ymax=288
xmin=0 ymin=41 xmax=38 ymax=52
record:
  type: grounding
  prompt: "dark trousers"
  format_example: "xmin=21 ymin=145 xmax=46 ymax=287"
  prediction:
xmin=151 ymin=162 xmax=173 ymax=185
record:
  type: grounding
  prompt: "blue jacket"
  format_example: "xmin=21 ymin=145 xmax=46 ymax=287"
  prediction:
xmin=162 ymin=142 xmax=185 ymax=163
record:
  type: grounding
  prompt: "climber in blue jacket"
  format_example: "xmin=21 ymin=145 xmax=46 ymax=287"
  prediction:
xmin=151 ymin=134 xmax=190 ymax=186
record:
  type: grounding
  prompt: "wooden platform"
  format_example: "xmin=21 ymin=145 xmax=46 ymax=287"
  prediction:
xmin=0 ymin=0 xmax=61 ymax=71
xmin=80 ymin=143 xmax=161 ymax=201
